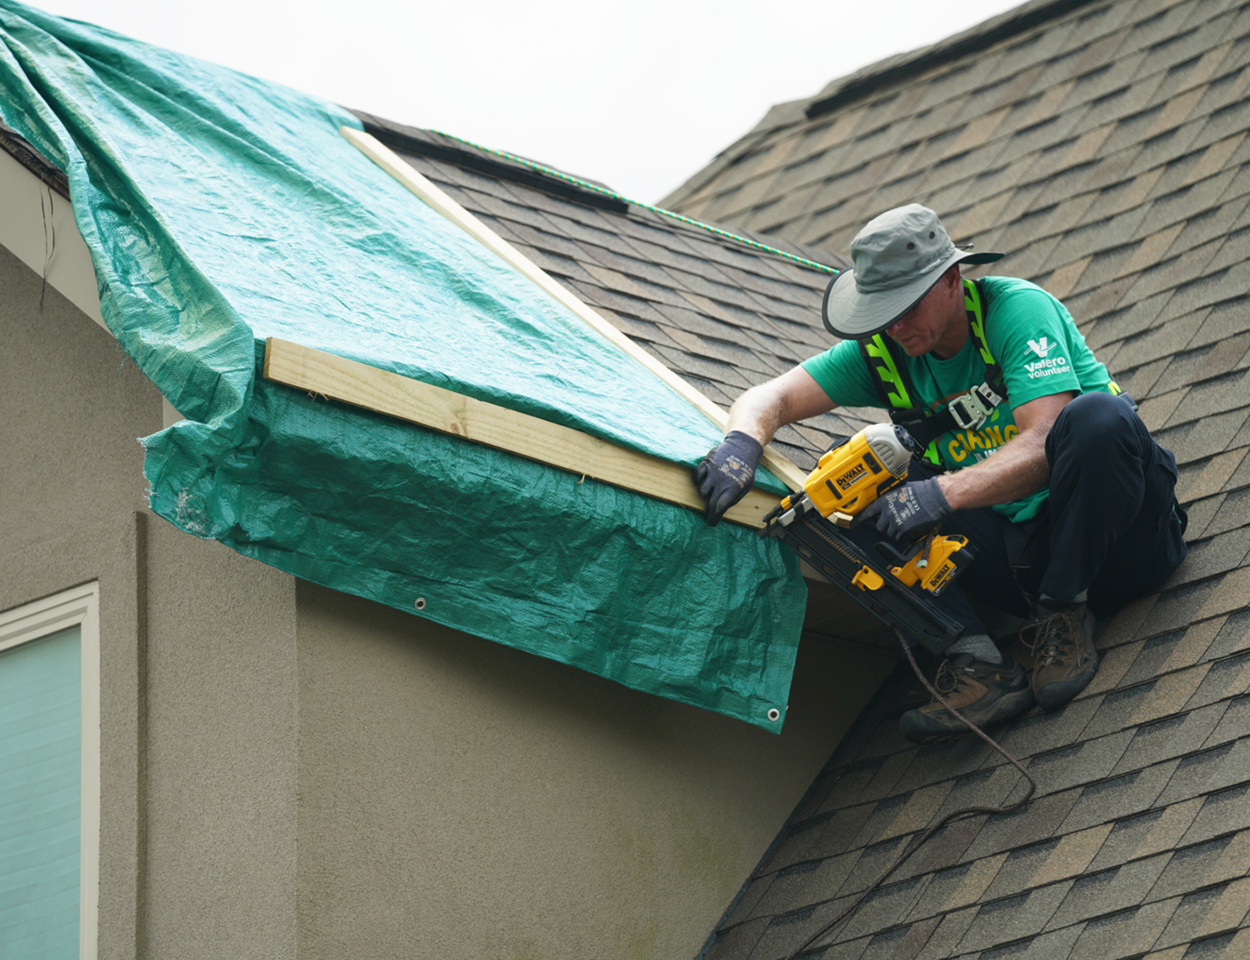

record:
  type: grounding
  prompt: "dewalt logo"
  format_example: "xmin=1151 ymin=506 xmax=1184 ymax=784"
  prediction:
xmin=929 ymin=560 xmax=956 ymax=593
xmin=835 ymin=463 xmax=866 ymax=490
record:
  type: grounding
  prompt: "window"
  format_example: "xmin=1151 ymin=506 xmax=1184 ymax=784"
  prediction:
xmin=0 ymin=584 xmax=99 ymax=960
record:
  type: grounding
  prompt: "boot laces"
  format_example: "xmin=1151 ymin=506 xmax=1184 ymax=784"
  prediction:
xmin=933 ymin=658 xmax=966 ymax=696
xmin=1026 ymin=610 xmax=1079 ymax=667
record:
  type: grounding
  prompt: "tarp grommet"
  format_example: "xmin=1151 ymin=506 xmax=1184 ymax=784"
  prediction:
xmin=414 ymin=597 xmax=427 ymax=611
xmin=767 ymin=708 xmax=781 ymax=722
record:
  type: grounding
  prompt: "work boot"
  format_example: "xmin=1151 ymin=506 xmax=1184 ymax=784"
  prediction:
xmin=1022 ymin=603 xmax=1098 ymax=711
xmin=898 ymin=653 xmax=1034 ymax=745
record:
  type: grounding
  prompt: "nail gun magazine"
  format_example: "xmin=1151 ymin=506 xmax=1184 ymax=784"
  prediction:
xmin=760 ymin=424 xmax=976 ymax=653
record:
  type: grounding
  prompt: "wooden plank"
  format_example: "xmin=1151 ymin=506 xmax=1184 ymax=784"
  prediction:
xmin=338 ymin=125 xmax=808 ymax=493
xmin=263 ymin=338 xmax=782 ymax=529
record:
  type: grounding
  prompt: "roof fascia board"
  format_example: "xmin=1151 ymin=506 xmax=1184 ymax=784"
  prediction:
xmin=263 ymin=337 xmax=781 ymax=528
xmin=340 ymin=126 xmax=810 ymax=492
xmin=0 ymin=124 xmax=69 ymax=196
xmin=806 ymin=0 xmax=1103 ymax=118
xmin=0 ymin=140 xmax=106 ymax=331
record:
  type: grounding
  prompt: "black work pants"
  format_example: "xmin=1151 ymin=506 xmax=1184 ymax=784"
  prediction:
xmin=852 ymin=392 xmax=1189 ymax=643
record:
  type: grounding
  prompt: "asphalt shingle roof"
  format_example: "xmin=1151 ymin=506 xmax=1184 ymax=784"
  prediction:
xmin=664 ymin=0 xmax=1250 ymax=956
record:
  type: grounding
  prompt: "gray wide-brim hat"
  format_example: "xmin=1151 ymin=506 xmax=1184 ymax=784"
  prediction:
xmin=822 ymin=204 xmax=1004 ymax=339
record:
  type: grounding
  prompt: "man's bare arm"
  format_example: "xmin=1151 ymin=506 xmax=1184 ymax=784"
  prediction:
xmin=726 ymin=366 xmax=838 ymax=445
xmin=937 ymin=391 xmax=1075 ymax=511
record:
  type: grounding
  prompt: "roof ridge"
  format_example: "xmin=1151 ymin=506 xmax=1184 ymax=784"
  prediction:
xmin=661 ymin=0 xmax=1105 ymax=210
xmin=804 ymin=0 xmax=1106 ymax=120
xmin=351 ymin=110 xmax=631 ymax=214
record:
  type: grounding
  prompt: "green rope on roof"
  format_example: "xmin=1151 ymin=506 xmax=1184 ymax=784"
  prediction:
xmin=430 ymin=129 xmax=839 ymax=276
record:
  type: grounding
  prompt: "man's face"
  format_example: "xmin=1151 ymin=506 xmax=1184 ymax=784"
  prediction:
xmin=884 ymin=271 xmax=965 ymax=358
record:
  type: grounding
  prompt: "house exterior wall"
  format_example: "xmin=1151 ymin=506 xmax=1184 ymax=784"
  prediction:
xmin=141 ymin=523 xmax=300 ymax=957
xmin=1 ymin=185 xmax=890 ymax=958
xmin=0 ymin=240 xmax=150 ymax=959
xmin=293 ymin=582 xmax=887 ymax=960
xmin=0 ymin=239 xmax=303 ymax=958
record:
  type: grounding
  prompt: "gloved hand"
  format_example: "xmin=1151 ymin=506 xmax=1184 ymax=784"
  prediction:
xmin=693 ymin=431 xmax=764 ymax=526
xmin=860 ymin=478 xmax=952 ymax=541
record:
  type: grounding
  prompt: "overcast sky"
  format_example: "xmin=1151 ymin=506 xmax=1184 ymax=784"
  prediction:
xmin=39 ymin=0 xmax=1024 ymax=203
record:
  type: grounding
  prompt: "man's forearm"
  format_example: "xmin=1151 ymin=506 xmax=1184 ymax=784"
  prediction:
xmin=937 ymin=430 xmax=1050 ymax=511
xmin=725 ymin=366 xmax=839 ymax=445
xmin=938 ymin=391 xmax=1073 ymax=512
xmin=726 ymin=385 xmax=787 ymax=445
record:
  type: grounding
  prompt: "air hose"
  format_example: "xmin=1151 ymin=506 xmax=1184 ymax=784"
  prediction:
xmin=781 ymin=628 xmax=1037 ymax=960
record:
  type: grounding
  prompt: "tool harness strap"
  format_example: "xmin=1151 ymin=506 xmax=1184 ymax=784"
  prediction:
xmin=859 ymin=279 xmax=1007 ymax=464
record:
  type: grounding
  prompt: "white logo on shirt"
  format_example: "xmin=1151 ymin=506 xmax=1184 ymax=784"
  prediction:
xmin=1026 ymin=337 xmax=1055 ymax=358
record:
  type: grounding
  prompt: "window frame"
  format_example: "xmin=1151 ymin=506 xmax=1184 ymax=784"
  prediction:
xmin=0 ymin=583 xmax=101 ymax=960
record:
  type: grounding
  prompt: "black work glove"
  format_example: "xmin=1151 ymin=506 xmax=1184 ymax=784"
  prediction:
xmin=860 ymin=478 xmax=952 ymax=541
xmin=693 ymin=431 xmax=764 ymax=526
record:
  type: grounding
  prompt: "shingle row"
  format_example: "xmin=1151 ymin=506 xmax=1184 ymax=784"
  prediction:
xmin=708 ymin=588 xmax=1250 ymax=959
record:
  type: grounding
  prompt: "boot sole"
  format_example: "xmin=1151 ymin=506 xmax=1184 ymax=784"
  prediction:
xmin=1034 ymin=667 xmax=1096 ymax=711
xmin=899 ymin=685 xmax=1035 ymax=745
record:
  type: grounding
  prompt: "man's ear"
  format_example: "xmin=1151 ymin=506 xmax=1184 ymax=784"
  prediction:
xmin=938 ymin=265 xmax=963 ymax=300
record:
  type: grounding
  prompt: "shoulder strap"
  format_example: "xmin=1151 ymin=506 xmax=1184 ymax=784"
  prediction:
xmin=859 ymin=335 xmax=942 ymax=464
xmin=856 ymin=279 xmax=1009 ymax=464
xmin=963 ymin=279 xmax=1007 ymax=401
xmin=858 ymin=334 xmax=916 ymax=410
xmin=965 ymin=279 xmax=994 ymax=366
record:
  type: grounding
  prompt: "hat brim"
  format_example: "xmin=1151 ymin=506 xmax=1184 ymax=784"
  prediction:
xmin=822 ymin=250 xmax=1004 ymax=340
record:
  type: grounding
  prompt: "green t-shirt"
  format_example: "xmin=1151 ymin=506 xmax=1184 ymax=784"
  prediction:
xmin=801 ymin=277 xmax=1115 ymax=522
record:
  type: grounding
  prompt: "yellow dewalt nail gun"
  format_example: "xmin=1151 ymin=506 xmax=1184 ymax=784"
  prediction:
xmin=761 ymin=424 xmax=976 ymax=652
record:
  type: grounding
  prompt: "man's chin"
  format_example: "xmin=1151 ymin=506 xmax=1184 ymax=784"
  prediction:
xmin=895 ymin=338 xmax=928 ymax=356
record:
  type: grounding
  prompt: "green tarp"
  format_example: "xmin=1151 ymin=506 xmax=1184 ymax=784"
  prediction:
xmin=0 ymin=1 xmax=807 ymax=729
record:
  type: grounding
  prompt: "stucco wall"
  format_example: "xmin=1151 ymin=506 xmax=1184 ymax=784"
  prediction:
xmin=142 ymin=525 xmax=299 ymax=957
xmin=0 ymin=241 xmax=151 ymax=959
xmin=0 ymin=240 xmax=302 ymax=959
xmin=294 ymin=583 xmax=889 ymax=960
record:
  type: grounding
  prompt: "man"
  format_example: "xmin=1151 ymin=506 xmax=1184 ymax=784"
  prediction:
xmin=695 ymin=204 xmax=1188 ymax=744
